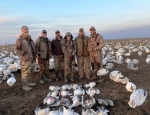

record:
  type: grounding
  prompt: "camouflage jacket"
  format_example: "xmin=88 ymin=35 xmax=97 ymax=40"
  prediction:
xmin=75 ymin=35 xmax=90 ymax=57
xmin=61 ymin=39 xmax=77 ymax=56
xmin=88 ymin=33 xmax=103 ymax=52
xmin=35 ymin=36 xmax=52 ymax=59
xmin=15 ymin=34 xmax=36 ymax=61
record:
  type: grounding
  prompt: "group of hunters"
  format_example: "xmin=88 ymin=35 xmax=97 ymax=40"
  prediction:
xmin=15 ymin=26 xmax=103 ymax=91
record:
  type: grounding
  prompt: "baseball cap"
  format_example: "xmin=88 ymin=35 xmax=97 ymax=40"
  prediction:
xmin=79 ymin=28 xmax=84 ymax=31
xmin=55 ymin=30 xmax=60 ymax=33
xmin=42 ymin=30 xmax=47 ymax=33
xmin=90 ymin=26 xmax=95 ymax=30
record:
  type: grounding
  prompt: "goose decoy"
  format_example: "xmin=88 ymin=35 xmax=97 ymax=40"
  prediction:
xmin=128 ymin=89 xmax=147 ymax=108
xmin=126 ymin=82 xmax=136 ymax=92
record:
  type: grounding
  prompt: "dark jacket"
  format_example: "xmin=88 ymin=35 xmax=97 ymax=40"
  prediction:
xmin=51 ymin=36 xmax=64 ymax=55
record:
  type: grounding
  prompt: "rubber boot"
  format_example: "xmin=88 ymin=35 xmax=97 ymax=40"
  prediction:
xmin=40 ymin=74 xmax=45 ymax=84
xmin=22 ymin=79 xmax=32 ymax=91
xmin=27 ymin=77 xmax=36 ymax=87
xmin=70 ymin=74 xmax=75 ymax=82
xmin=64 ymin=75 xmax=68 ymax=83
xmin=45 ymin=73 xmax=53 ymax=82
xmin=55 ymin=72 xmax=59 ymax=81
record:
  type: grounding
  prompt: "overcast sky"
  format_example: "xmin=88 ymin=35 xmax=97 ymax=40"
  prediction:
xmin=0 ymin=0 xmax=150 ymax=44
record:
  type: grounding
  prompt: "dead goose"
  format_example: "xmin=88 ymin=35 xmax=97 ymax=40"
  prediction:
xmin=49 ymin=85 xmax=60 ymax=91
xmin=84 ymin=82 xmax=96 ymax=89
xmin=68 ymin=96 xmax=82 ymax=109
xmin=74 ymin=87 xmax=85 ymax=96
xmin=81 ymin=96 xmax=96 ymax=109
xmin=35 ymin=105 xmax=50 ymax=115
xmin=63 ymin=106 xmax=80 ymax=115
xmin=43 ymin=93 xmax=60 ymax=107
xmin=47 ymin=90 xmax=59 ymax=98
xmin=71 ymin=84 xmax=82 ymax=90
xmin=61 ymin=84 xmax=71 ymax=90
xmin=97 ymin=98 xmax=114 ymax=107
xmin=81 ymin=109 xmax=97 ymax=115
xmin=85 ymin=88 xmax=100 ymax=97
xmin=96 ymin=107 xmax=109 ymax=115
xmin=59 ymin=90 xmax=72 ymax=97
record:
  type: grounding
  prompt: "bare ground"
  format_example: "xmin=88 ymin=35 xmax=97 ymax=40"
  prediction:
xmin=0 ymin=39 xmax=150 ymax=115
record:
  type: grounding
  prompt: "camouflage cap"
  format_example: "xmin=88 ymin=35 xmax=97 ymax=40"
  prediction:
xmin=90 ymin=26 xmax=95 ymax=30
xmin=65 ymin=32 xmax=72 ymax=36
xmin=79 ymin=28 xmax=84 ymax=31
xmin=64 ymin=32 xmax=73 ymax=39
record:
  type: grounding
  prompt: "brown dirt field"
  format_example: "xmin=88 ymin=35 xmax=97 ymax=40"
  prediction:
xmin=0 ymin=38 xmax=150 ymax=115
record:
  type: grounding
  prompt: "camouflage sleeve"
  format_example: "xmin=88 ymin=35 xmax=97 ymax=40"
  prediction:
xmin=72 ymin=40 xmax=77 ymax=56
xmin=61 ymin=39 xmax=69 ymax=55
xmin=87 ymin=38 xmax=93 ymax=52
xmin=96 ymin=35 xmax=103 ymax=50
xmin=34 ymin=37 xmax=41 ymax=55
xmin=15 ymin=38 xmax=24 ymax=56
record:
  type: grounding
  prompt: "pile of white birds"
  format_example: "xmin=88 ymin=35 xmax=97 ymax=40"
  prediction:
xmin=35 ymin=82 xmax=114 ymax=115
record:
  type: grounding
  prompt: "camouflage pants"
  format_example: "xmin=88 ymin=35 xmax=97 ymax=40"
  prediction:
xmin=37 ymin=58 xmax=49 ymax=75
xmin=21 ymin=61 xmax=35 ymax=79
xmin=77 ymin=56 xmax=91 ymax=78
xmin=89 ymin=51 xmax=102 ymax=63
xmin=53 ymin=55 xmax=64 ymax=72
xmin=90 ymin=51 xmax=102 ymax=74
xmin=64 ymin=56 xmax=75 ymax=76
